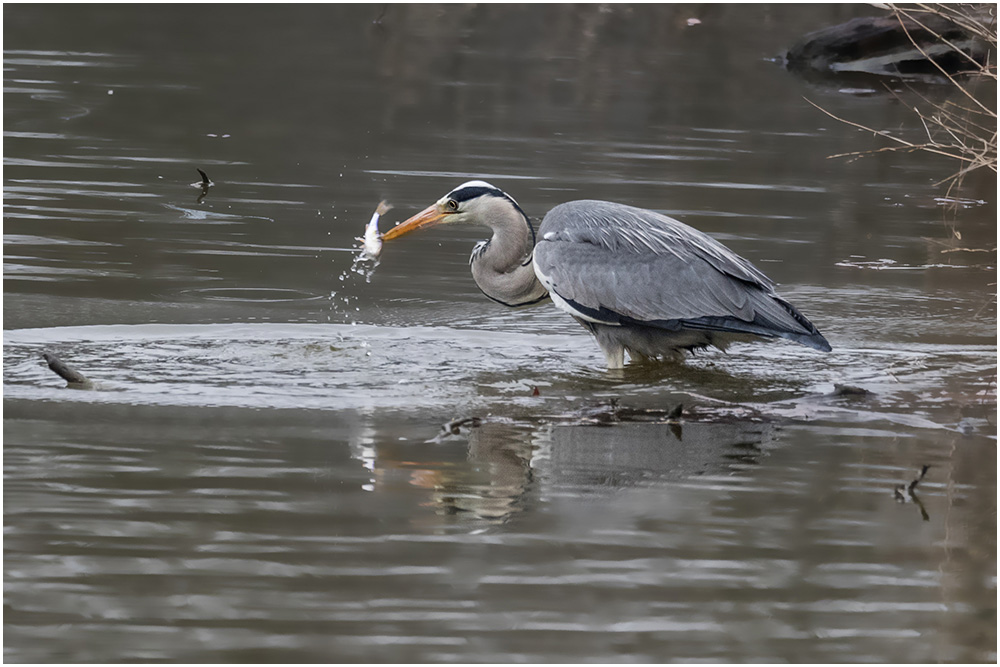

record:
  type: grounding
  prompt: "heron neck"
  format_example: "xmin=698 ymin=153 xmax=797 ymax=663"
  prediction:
xmin=471 ymin=206 xmax=548 ymax=307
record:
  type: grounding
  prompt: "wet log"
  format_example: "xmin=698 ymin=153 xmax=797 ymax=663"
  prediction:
xmin=785 ymin=12 xmax=994 ymax=79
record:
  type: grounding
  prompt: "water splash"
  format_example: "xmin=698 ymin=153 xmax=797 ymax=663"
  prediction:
xmin=328 ymin=202 xmax=392 ymax=317
xmin=327 ymin=238 xmax=381 ymax=316
xmin=349 ymin=246 xmax=380 ymax=284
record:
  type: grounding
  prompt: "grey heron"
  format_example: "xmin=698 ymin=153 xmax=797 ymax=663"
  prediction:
xmin=382 ymin=180 xmax=831 ymax=369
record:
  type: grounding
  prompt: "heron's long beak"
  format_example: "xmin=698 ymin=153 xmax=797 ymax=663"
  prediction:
xmin=381 ymin=204 xmax=451 ymax=241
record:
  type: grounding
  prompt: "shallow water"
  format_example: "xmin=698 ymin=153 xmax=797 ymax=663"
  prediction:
xmin=4 ymin=4 xmax=996 ymax=663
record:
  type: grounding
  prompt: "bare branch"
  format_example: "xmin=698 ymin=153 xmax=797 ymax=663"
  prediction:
xmin=806 ymin=3 xmax=996 ymax=190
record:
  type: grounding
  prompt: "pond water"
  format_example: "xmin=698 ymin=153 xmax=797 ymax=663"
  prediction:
xmin=3 ymin=4 xmax=996 ymax=663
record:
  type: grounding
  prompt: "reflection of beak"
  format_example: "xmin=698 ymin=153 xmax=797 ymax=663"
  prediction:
xmin=381 ymin=204 xmax=450 ymax=241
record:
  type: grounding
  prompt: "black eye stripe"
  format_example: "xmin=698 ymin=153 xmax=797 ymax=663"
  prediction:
xmin=448 ymin=185 xmax=505 ymax=203
xmin=446 ymin=184 xmax=535 ymax=247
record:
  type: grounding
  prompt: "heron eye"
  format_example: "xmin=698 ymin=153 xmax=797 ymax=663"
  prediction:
xmin=446 ymin=199 xmax=459 ymax=211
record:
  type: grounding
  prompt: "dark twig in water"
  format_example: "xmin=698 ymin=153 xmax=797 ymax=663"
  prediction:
xmin=196 ymin=168 xmax=212 ymax=204
xmin=833 ymin=383 xmax=873 ymax=397
xmin=908 ymin=464 xmax=931 ymax=493
xmin=442 ymin=416 xmax=482 ymax=436
xmin=894 ymin=464 xmax=931 ymax=521
xmin=669 ymin=422 xmax=683 ymax=442
xmin=561 ymin=399 xmax=686 ymax=428
xmin=42 ymin=352 xmax=91 ymax=387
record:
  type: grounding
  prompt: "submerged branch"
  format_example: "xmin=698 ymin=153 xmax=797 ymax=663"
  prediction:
xmin=42 ymin=352 xmax=92 ymax=387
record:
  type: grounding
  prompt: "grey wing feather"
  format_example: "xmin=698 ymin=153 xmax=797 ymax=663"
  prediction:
xmin=534 ymin=200 xmax=829 ymax=348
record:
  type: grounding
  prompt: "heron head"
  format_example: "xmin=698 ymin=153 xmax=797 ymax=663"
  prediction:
xmin=382 ymin=180 xmax=518 ymax=241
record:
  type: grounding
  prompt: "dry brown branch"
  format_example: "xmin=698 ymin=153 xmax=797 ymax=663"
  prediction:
xmin=810 ymin=3 xmax=997 ymax=195
xmin=806 ymin=99 xmax=990 ymax=170
xmin=894 ymin=4 xmax=995 ymax=113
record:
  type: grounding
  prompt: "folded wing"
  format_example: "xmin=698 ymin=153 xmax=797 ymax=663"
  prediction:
xmin=532 ymin=200 xmax=830 ymax=351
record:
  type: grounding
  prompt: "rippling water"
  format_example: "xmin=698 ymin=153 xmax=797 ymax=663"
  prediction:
xmin=4 ymin=4 xmax=996 ymax=663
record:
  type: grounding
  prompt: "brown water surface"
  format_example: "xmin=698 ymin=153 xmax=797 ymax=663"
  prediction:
xmin=4 ymin=5 xmax=996 ymax=662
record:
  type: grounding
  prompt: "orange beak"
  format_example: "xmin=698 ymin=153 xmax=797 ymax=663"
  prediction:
xmin=381 ymin=204 xmax=452 ymax=241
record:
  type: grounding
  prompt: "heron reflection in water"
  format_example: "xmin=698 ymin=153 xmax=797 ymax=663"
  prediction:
xmin=383 ymin=181 xmax=831 ymax=369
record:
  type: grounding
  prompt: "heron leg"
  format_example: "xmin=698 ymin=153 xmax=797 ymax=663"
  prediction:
xmin=601 ymin=342 xmax=626 ymax=370
xmin=626 ymin=348 xmax=655 ymax=364
xmin=572 ymin=317 xmax=626 ymax=370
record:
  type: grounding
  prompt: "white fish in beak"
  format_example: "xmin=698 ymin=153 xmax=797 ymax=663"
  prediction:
xmin=358 ymin=200 xmax=392 ymax=260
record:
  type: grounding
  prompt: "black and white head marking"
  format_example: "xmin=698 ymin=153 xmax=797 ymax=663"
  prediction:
xmin=445 ymin=180 xmax=537 ymax=252
xmin=446 ymin=180 xmax=517 ymax=205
